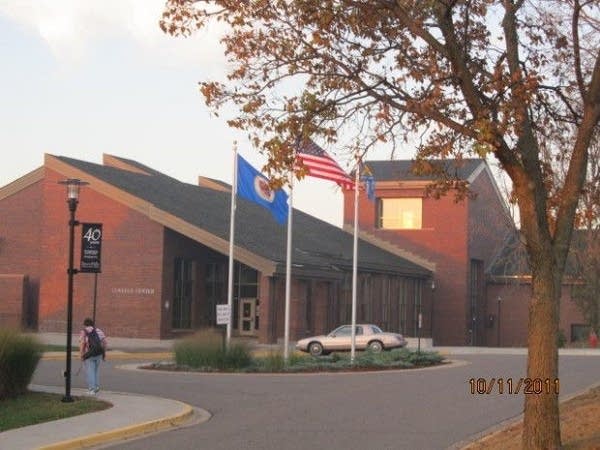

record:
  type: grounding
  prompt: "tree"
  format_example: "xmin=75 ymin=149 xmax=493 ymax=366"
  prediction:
xmin=161 ymin=1 xmax=600 ymax=448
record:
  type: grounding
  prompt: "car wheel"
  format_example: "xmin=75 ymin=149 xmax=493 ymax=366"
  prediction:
xmin=368 ymin=340 xmax=383 ymax=353
xmin=309 ymin=342 xmax=324 ymax=356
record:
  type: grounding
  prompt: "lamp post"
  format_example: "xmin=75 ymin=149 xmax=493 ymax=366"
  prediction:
xmin=429 ymin=279 xmax=436 ymax=347
xmin=58 ymin=178 xmax=88 ymax=402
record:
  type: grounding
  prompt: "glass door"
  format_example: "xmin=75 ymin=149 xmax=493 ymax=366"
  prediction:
xmin=238 ymin=298 xmax=256 ymax=336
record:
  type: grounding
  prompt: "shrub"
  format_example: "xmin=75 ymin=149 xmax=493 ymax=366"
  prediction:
xmin=0 ymin=329 xmax=43 ymax=399
xmin=173 ymin=329 xmax=251 ymax=370
xmin=252 ymin=351 xmax=310 ymax=372
xmin=257 ymin=351 xmax=286 ymax=372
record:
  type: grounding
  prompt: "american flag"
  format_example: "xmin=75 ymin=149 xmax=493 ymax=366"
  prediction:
xmin=296 ymin=138 xmax=354 ymax=190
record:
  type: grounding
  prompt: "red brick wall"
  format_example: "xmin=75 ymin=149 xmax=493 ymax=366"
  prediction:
xmin=0 ymin=180 xmax=44 ymax=315
xmin=343 ymin=169 xmax=516 ymax=346
xmin=32 ymin=169 xmax=165 ymax=338
xmin=344 ymin=187 xmax=470 ymax=345
xmin=0 ymin=274 xmax=27 ymax=329
xmin=485 ymin=282 xmax=586 ymax=346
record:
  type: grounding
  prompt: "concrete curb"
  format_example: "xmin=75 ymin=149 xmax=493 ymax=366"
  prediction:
xmin=117 ymin=358 xmax=470 ymax=376
xmin=36 ymin=399 xmax=199 ymax=450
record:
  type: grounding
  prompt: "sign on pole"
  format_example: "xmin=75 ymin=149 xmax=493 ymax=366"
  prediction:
xmin=80 ymin=223 xmax=102 ymax=273
xmin=216 ymin=304 xmax=231 ymax=326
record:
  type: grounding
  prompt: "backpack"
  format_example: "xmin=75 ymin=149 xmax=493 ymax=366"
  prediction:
xmin=83 ymin=328 xmax=105 ymax=359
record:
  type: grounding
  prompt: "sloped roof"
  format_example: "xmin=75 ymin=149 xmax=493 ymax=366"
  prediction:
xmin=364 ymin=159 xmax=485 ymax=182
xmin=53 ymin=155 xmax=431 ymax=279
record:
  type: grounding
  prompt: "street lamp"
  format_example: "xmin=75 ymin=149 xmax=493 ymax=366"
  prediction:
xmin=429 ymin=279 xmax=436 ymax=348
xmin=58 ymin=178 xmax=88 ymax=402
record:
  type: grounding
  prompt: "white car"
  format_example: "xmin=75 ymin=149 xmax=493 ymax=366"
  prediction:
xmin=296 ymin=324 xmax=407 ymax=356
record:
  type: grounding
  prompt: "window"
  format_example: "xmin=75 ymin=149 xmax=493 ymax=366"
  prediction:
xmin=571 ymin=324 xmax=590 ymax=342
xmin=378 ymin=198 xmax=422 ymax=229
xmin=333 ymin=325 xmax=363 ymax=336
xmin=173 ymin=258 xmax=194 ymax=329
xmin=205 ymin=263 xmax=226 ymax=326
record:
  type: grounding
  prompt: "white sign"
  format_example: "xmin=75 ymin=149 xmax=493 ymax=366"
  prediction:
xmin=216 ymin=304 xmax=231 ymax=325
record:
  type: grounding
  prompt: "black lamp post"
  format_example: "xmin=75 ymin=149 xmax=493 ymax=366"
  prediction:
xmin=58 ymin=178 xmax=88 ymax=402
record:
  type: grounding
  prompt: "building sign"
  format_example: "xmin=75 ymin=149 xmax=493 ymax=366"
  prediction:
xmin=110 ymin=287 xmax=156 ymax=296
xmin=80 ymin=223 xmax=102 ymax=273
xmin=216 ymin=304 xmax=231 ymax=325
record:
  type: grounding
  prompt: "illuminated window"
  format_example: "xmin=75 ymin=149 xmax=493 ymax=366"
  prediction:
xmin=377 ymin=198 xmax=422 ymax=229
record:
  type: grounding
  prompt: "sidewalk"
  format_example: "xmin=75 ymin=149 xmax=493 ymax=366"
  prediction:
xmin=0 ymin=385 xmax=209 ymax=450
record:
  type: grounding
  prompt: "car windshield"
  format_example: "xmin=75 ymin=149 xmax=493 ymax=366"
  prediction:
xmin=370 ymin=325 xmax=383 ymax=334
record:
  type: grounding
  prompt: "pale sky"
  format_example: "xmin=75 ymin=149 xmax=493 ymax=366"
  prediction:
xmin=0 ymin=1 xmax=419 ymax=227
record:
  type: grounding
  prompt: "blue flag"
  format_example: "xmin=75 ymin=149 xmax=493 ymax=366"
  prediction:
xmin=362 ymin=164 xmax=376 ymax=202
xmin=237 ymin=155 xmax=288 ymax=224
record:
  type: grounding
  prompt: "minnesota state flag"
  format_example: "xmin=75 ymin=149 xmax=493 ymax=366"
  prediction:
xmin=237 ymin=155 xmax=288 ymax=224
xmin=362 ymin=163 xmax=376 ymax=202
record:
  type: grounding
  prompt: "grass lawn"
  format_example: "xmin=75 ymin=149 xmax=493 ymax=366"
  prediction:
xmin=0 ymin=391 xmax=112 ymax=432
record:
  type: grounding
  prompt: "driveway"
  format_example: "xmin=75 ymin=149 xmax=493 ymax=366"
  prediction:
xmin=32 ymin=354 xmax=600 ymax=450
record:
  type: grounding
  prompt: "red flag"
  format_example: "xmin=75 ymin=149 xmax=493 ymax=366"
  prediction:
xmin=296 ymin=138 xmax=354 ymax=189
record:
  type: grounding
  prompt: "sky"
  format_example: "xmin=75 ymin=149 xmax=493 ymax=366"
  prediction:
xmin=0 ymin=1 xmax=432 ymax=227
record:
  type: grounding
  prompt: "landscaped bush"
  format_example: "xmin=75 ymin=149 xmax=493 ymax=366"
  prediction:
xmin=247 ymin=348 xmax=443 ymax=373
xmin=164 ymin=335 xmax=444 ymax=373
xmin=0 ymin=329 xmax=43 ymax=399
xmin=252 ymin=351 xmax=308 ymax=372
xmin=173 ymin=329 xmax=252 ymax=370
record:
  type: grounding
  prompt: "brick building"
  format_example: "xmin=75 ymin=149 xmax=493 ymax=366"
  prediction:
xmin=343 ymin=159 xmax=587 ymax=346
xmin=0 ymin=154 xmax=432 ymax=343
xmin=1 ymin=154 xmax=588 ymax=345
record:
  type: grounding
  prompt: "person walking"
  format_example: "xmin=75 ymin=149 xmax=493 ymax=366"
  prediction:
xmin=79 ymin=317 xmax=107 ymax=395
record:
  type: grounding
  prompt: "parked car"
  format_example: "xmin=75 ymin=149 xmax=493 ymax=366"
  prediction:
xmin=296 ymin=324 xmax=407 ymax=356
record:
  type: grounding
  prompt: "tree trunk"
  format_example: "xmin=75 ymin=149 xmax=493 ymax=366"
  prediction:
xmin=522 ymin=258 xmax=562 ymax=449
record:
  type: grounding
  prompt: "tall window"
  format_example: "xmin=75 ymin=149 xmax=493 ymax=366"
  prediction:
xmin=173 ymin=258 xmax=194 ymax=329
xmin=469 ymin=259 xmax=484 ymax=345
xmin=398 ymin=279 xmax=407 ymax=334
xmin=205 ymin=263 xmax=226 ymax=326
xmin=378 ymin=198 xmax=422 ymax=229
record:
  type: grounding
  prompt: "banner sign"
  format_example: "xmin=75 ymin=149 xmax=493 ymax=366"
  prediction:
xmin=80 ymin=223 xmax=102 ymax=273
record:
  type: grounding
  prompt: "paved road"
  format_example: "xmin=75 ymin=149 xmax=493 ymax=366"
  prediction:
xmin=32 ymin=354 xmax=600 ymax=450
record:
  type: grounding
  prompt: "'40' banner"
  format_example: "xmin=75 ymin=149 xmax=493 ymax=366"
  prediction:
xmin=80 ymin=223 xmax=102 ymax=273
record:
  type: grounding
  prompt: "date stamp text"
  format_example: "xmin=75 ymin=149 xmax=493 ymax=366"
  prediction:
xmin=468 ymin=378 xmax=560 ymax=395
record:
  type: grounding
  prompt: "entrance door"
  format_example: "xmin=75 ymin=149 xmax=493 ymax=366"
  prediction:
xmin=238 ymin=298 xmax=256 ymax=336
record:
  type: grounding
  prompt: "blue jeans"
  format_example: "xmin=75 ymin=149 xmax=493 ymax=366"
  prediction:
xmin=84 ymin=354 xmax=102 ymax=391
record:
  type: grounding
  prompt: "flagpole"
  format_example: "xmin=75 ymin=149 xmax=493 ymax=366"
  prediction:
xmin=226 ymin=143 xmax=238 ymax=347
xmin=350 ymin=157 xmax=360 ymax=364
xmin=284 ymin=171 xmax=293 ymax=361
